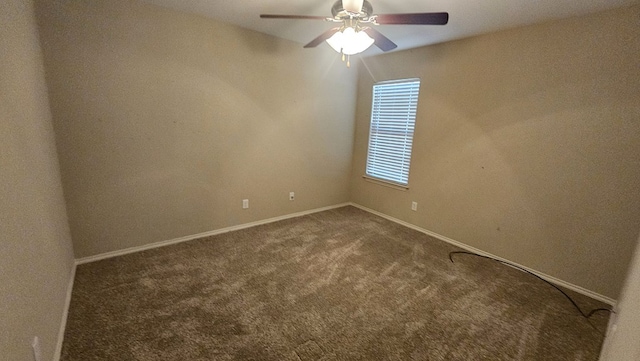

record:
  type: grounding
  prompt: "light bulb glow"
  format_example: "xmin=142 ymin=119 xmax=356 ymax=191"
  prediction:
xmin=326 ymin=31 xmax=345 ymax=53
xmin=326 ymin=27 xmax=374 ymax=55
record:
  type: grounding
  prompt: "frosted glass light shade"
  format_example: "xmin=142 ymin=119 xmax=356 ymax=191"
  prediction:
xmin=326 ymin=27 xmax=374 ymax=55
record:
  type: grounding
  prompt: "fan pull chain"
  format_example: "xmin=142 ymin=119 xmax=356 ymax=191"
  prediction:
xmin=340 ymin=53 xmax=351 ymax=68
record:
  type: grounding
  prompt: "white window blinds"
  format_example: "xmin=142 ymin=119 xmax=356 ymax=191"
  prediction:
xmin=365 ymin=79 xmax=420 ymax=186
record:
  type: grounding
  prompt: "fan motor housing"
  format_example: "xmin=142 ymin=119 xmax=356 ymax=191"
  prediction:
xmin=331 ymin=0 xmax=373 ymax=18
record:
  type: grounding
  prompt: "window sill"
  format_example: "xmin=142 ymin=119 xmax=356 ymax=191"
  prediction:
xmin=362 ymin=175 xmax=409 ymax=191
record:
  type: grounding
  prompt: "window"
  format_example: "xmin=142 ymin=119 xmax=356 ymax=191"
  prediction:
xmin=365 ymin=78 xmax=420 ymax=187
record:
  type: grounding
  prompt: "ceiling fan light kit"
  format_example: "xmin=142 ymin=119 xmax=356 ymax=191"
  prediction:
xmin=325 ymin=23 xmax=375 ymax=67
xmin=260 ymin=0 xmax=449 ymax=67
xmin=326 ymin=26 xmax=375 ymax=55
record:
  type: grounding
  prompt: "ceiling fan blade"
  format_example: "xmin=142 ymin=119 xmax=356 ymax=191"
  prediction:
xmin=342 ymin=0 xmax=364 ymax=13
xmin=304 ymin=27 xmax=341 ymax=48
xmin=260 ymin=14 xmax=327 ymax=20
xmin=362 ymin=28 xmax=397 ymax=52
xmin=375 ymin=12 xmax=449 ymax=25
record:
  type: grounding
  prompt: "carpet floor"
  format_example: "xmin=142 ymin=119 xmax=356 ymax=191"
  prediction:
xmin=61 ymin=206 xmax=610 ymax=360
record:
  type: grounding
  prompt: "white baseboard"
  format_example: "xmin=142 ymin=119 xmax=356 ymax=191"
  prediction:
xmin=53 ymin=261 xmax=76 ymax=361
xmin=76 ymin=203 xmax=351 ymax=265
xmin=73 ymin=201 xmax=616 ymax=306
xmin=349 ymin=202 xmax=617 ymax=306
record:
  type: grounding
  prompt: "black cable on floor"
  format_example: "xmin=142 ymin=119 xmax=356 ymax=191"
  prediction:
xmin=448 ymin=251 xmax=613 ymax=319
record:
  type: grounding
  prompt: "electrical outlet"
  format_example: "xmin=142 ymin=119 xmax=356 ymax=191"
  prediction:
xmin=411 ymin=201 xmax=418 ymax=211
xmin=31 ymin=336 xmax=41 ymax=361
xmin=242 ymin=199 xmax=249 ymax=209
xmin=289 ymin=192 xmax=295 ymax=201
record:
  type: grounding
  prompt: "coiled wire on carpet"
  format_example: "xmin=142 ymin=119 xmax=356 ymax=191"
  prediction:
xmin=448 ymin=251 xmax=613 ymax=319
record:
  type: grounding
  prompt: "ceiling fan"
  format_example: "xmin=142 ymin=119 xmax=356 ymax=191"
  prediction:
xmin=260 ymin=0 xmax=449 ymax=66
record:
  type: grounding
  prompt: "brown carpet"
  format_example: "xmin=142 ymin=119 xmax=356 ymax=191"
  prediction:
xmin=62 ymin=206 xmax=610 ymax=360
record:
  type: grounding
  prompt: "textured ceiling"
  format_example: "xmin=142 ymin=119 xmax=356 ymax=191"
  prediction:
xmin=140 ymin=0 xmax=639 ymax=55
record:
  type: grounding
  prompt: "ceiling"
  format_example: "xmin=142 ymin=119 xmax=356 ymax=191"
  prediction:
xmin=141 ymin=0 xmax=638 ymax=55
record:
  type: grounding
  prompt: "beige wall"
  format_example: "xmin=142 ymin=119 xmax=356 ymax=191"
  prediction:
xmin=350 ymin=6 xmax=640 ymax=299
xmin=0 ymin=0 xmax=75 ymax=360
xmin=35 ymin=0 xmax=357 ymax=258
